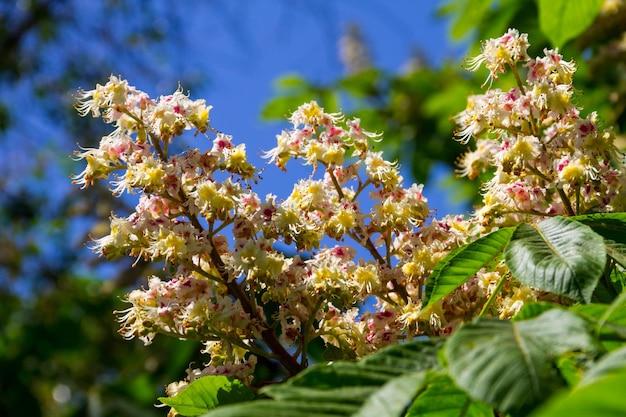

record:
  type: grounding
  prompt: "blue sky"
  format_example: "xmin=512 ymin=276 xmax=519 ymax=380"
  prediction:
xmin=159 ymin=0 xmax=468 ymax=214
xmin=2 ymin=1 xmax=472 ymax=291
xmin=6 ymin=1 xmax=469 ymax=213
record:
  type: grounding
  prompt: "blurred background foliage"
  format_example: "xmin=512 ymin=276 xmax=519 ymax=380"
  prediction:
xmin=1 ymin=0 xmax=625 ymax=415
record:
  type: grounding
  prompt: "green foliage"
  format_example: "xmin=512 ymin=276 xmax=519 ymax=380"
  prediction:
xmin=573 ymin=213 xmax=626 ymax=268
xmin=538 ymin=0 xmax=604 ymax=47
xmin=448 ymin=0 xmax=493 ymax=40
xmin=505 ymin=217 xmax=607 ymax=303
xmin=159 ymin=376 xmax=255 ymax=416
xmin=404 ymin=374 xmax=493 ymax=417
xmin=578 ymin=345 xmax=626 ymax=386
xmin=191 ymin=291 xmax=625 ymax=417
xmin=529 ymin=369 xmax=626 ymax=417
xmin=102 ymin=0 xmax=626 ymax=409
xmin=572 ymin=293 xmax=626 ymax=350
xmin=8 ymin=0 xmax=623 ymax=415
xmin=0 ymin=277 xmax=201 ymax=417
xmin=422 ymin=227 xmax=515 ymax=309
xmin=198 ymin=340 xmax=443 ymax=417
xmin=202 ymin=213 xmax=626 ymax=416
xmin=445 ymin=309 xmax=596 ymax=415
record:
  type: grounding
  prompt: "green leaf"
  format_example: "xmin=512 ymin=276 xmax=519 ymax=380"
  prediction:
xmin=529 ymin=369 xmax=626 ymax=417
xmin=448 ymin=0 xmax=494 ymax=40
xmin=605 ymin=242 xmax=626 ymax=268
xmin=338 ymin=68 xmax=382 ymax=98
xmin=538 ymin=0 xmax=603 ymax=47
xmin=504 ymin=217 xmax=606 ymax=303
xmin=572 ymin=291 xmax=626 ymax=349
xmin=579 ymin=345 xmax=626 ymax=387
xmin=200 ymin=400 xmax=360 ymax=417
xmin=262 ymin=95 xmax=313 ymax=120
xmin=422 ymin=227 xmax=515 ymax=309
xmin=572 ymin=213 xmax=626 ymax=243
xmin=201 ymin=339 xmax=442 ymax=417
xmin=274 ymin=74 xmax=307 ymax=88
xmin=513 ymin=302 xmax=557 ymax=321
xmin=572 ymin=212 xmax=626 ymax=267
xmin=445 ymin=309 xmax=596 ymax=414
xmin=353 ymin=372 xmax=428 ymax=417
xmin=158 ymin=375 xmax=254 ymax=416
xmin=406 ymin=374 xmax=493 ymax=417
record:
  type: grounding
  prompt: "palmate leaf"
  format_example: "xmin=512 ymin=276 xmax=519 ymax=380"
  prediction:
xmin=422 ymin=227 xmax=515 ymax=310
xmin=445 ymin=309 xmax=596 ymax=415
xmin=200 ymin=340 xmax=443 ymax=417
xmin=504 ymin=217 xmax=606 ymax=303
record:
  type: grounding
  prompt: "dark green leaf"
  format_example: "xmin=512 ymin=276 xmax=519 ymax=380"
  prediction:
xmin=445 ymin=309 xmax=596 ymax=414
xmin=572 ymin=212 xmax=626 ymax=267
xmin=538 ymin=0 xmax=603 ymax=47
xmin=504 ymin=217 xmax=606 ymax=303
xmin=202 ymin=339 xmax=442 ymax=417
xmin=529 ymin=369 xmax=626 ymax=417
xmin=158 ymin=375 xmax=254 ymax=416
xmin=572 ymin=213 xmax=626 ymax=243
xmin=200 ymin=399 xmax=359 ymax=417
xmin=353 ymin=372 xmax=428 ymax=417
xmin=406 ymin=373 xmax=493 ymax=417
xmin=358 ymin=339 xmax=444 ymax=374
xmin=423 ymin=227 xmax=515 ymax=309
xmin=579 ymin=345 xmax=626 ymax=387
xmin=572 ymin=291 xmax=626 ymax=349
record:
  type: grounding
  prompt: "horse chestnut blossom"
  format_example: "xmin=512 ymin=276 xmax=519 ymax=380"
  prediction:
xmin=71 ymin=30 xmax=626 ymax=395
xmin=456 ymin=29 xmax=626 ymax=226
xmin=72 ymin=75 xmax=475 ymax=389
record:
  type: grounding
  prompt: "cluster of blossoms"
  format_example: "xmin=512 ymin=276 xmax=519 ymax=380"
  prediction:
xmin=456 ymin=28 xmax=626 ymax=226
xmin=72 ymin=30 xmax=626 ymax=395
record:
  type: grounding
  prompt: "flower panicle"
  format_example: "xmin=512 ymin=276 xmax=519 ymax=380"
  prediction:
xmin=71 ymin=30 xmax=626 ymax=391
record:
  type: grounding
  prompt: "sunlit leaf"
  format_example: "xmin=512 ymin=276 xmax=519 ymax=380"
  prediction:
xmin=158 ymin=375 xmax=254 ymax=416
xmin=538 ymin=0 xmax=603 ymax=47
xmin=422 ymin=227 xmax=515 ymax=310
xmin=262 ymin=95 xmax=313 ymax=120
xmin=504 ymin=217 xmax=606 ymax=303
xmin=448 ymin=0 xmax=493 ymax=40
xmin=445 ymin=309 xmax=596 ymax=414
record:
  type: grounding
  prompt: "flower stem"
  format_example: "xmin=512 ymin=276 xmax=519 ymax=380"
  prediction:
xmin=479 ymin=274 xmax=507 ymax=317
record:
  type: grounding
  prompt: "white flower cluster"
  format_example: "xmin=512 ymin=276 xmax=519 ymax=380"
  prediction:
xmin=72 ymin=30 xmax=626 ymax=390
xmin=456 ymin=30 xmax=626 ymax=226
